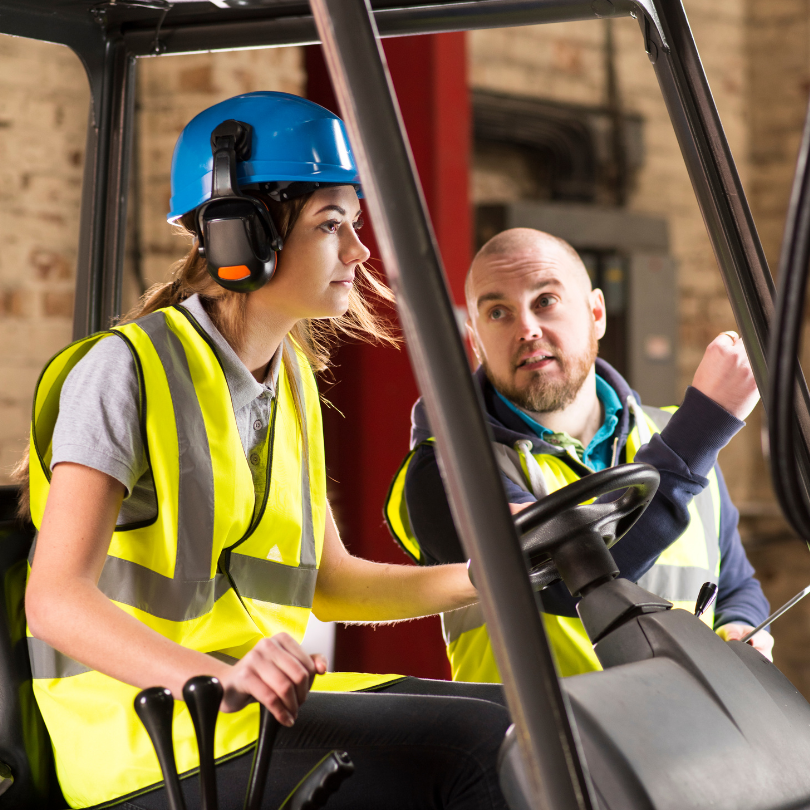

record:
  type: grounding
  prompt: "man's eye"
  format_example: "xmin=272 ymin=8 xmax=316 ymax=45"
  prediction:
xmin=490 ymin=308 xmax=505 ymax=320
xmin=538 ymin=295 xmax=556 ymax=308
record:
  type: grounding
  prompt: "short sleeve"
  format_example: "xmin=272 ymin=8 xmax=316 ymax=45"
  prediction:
xmin=51 ymin=335 xmax=147 ymax=496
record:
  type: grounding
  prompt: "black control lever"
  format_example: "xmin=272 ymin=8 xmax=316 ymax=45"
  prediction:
xmin=244 ymin=705 xmax=281 ymax=810
xmin=278 ymin=751 xmax=354 ymax=810
xmin=183 ymin=676 xmax=223 ymax=810
xmin=134 ymin=687 xmax=187 ymax=810
xmin=694 ymin=581 xmax=718 ymax=618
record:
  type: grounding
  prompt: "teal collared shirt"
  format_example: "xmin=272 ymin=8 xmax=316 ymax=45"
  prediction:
xmin=496 ymin=375 xmax=623 ymax=471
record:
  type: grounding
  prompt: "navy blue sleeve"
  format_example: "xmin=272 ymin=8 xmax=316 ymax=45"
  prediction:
xmin=606 ymin=387 xmax=743 ymax=583
xmin=712 ymin=465 xmax=770 ymax=629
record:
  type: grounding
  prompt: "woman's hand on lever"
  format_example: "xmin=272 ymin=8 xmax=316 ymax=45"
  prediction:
xmin=218 ymin=634 xmax=327 ymax=725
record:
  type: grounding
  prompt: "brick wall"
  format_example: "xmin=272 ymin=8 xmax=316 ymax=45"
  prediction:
xmin=0 ymin=42 xmax=305 ymax=484
xmin=0 ymin=36 xmax=89 ymax=484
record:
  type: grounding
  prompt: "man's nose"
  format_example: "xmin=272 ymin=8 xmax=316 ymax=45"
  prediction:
xmin=517 ymin=310 xmax=542 ymax=341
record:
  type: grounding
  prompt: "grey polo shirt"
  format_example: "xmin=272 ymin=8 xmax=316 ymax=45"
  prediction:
xmin=51 ymin=294 xmax=281 ymax=525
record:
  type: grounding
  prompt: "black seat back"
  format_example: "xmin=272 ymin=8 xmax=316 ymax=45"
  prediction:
xmin=0 ymin=485 xmax=65 ymax=809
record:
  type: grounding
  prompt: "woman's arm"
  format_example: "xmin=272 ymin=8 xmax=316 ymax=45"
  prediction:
xmin=312 ymin=503 xmax=478 ymax=623
xmin=26 ymin=462 xmax=324 ymax=726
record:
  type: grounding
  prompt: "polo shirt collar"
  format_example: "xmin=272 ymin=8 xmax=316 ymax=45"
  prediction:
xmin=179 ymin=294 xmax=281 ymax=412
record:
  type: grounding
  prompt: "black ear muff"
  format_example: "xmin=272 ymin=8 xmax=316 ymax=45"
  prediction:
xmin=196 ymin=120 xmax=283 ymax=293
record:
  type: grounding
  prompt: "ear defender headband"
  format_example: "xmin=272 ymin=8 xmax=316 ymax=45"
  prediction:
xmin=195 ymin=120 xmax=283 ymax=293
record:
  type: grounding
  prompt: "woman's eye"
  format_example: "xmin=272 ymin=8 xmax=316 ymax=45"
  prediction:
xmin=353 ymin=217 xmax=365 ymax=231
xmin=322 ymin=220 xmax=340 ymax=233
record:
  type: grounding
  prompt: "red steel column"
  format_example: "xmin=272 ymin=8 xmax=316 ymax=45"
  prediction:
xmin=306 ymin=33 xmax=470 ymax=678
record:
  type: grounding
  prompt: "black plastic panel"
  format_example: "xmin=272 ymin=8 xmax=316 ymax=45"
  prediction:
xmin=0 ymin=487 xmax=65 ymax=810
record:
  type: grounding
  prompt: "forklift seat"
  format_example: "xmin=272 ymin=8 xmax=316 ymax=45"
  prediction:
xmin=0 ymin=485 xmax=65 ymax=809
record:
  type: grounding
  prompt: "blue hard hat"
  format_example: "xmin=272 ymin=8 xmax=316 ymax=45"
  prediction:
xmin=168 ymin=91 xmax=361 ymax=221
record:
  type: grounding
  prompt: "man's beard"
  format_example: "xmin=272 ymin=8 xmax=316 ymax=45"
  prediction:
xmin=482 ymin=329 xmax=599 ymax=414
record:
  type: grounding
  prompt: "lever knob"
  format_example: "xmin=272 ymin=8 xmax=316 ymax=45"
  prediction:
xmin=279 ymin=750 xmax=354 ymax=810
xmin=694 ymin=581 xmax=718 ymax=618
xmin=183 ymin=676 xmax=223 ymax=810
xmin=134 ymin=687 xmax=187 ymax=810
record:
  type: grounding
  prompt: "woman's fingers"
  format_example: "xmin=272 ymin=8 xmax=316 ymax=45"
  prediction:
xmin=311 ymin=653 xmax=328 ymax=675
xmin=219 ymin=634 xmax=324 ymax=724
xmin=240 ymin=669 xmax=296 ymax=726
xmin=255 ymin=635 xmax=313 ymax=707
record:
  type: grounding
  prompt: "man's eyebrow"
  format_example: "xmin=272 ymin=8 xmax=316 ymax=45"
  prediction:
xmin=475 ymin=278 xmax=563 ymax=309
xmin=476 ymin=291 xmax=507 ymax=308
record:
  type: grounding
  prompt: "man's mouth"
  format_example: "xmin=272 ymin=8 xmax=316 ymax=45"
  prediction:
xmin=516 ymin=351 xmax=557 ymax=370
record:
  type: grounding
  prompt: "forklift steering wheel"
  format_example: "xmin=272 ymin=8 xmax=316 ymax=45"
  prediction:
xmin=513 ymin=463 xmax=660 ymax=592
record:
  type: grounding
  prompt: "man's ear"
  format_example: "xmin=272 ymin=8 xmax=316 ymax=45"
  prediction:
xmin=465 ymin=320 xmax=483 ymax=365
xmin=590 ymin=289 xmax=607 ymax=340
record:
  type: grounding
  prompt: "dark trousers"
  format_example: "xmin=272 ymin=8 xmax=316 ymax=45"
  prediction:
xmin=108 ymin=678 xmax=510 ymax=810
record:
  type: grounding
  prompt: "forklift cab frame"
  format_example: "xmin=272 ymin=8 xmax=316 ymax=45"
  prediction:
xmin=2 ymin=1 xmax=810 ymax=809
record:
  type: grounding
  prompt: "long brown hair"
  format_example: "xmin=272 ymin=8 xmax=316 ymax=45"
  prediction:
xmin=14 ymin=191 xmax=398 ymax=519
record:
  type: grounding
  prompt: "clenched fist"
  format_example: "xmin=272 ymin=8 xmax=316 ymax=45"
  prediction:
xmin=691 ymin=331 xmax=760 ymax=421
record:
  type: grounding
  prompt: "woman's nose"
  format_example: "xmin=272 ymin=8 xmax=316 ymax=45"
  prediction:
xmin=341 ymin=225 xmax=371 ymax=265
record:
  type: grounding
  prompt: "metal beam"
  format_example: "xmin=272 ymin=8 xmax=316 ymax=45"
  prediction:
xmin=125 ymin=0 xmax=636 ymax=57
xmin=73 ymin=38 xmax=136 ymax=338
xmin=642 ymin=0 xmax=810 ymax=497
xmin=310 ymin=1 xmax=596 ymax=808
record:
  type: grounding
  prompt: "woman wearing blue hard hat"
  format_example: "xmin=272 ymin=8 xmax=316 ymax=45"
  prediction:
xmin=21 ymin=92 xmax=510 ymax=809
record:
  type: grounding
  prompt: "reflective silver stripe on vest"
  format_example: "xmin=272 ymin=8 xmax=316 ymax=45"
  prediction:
xmin=229 ymin=554 xmax=318 ymax=608
xmin=138 ymin=312 xmax=216 ymax=581
xmin=638 ymin=404 xmax=720 ymax=580
xmin=636 ymin=565 xmax=715 ymax=604
xmin=442 ymin=602 xmax=486 ymax=646
xmin=287 ymin=348 xmax=317 ymax=568
xmin=28 ymin=637 xmax=91 ymax=679
xmin=98 ymin=556 xmax=233 ymax=622
xmin=696 ymin=486 xmax=719 ymax=575
xmin=28 ymin=637 xmax=244 ymax=681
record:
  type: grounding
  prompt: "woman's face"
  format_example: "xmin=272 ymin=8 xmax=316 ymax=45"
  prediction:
xmin=256 ymin=185 xmax=370 ymax=321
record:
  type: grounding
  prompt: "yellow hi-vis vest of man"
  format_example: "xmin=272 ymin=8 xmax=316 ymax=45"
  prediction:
xmin=28 ymin=306 xmax=396 ymax=809
xmin=385 ymin=403 xmax=721 ymax=683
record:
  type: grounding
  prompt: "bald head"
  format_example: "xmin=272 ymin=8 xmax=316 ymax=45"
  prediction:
xmin=466 ymin=228 xmax=591 ymax=311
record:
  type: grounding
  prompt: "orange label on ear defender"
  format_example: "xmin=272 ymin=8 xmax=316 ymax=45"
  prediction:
xmin=218 ymin=265 xmax=251 ymax=281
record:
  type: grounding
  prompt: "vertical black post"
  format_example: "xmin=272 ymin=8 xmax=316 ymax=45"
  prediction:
xmin=73 ymin=37 xmax=136 ymax=339
xmin=310 ymin=2 xmax=595 ymax=808
xmin=640 ymin=0 xmax=810 ymax=494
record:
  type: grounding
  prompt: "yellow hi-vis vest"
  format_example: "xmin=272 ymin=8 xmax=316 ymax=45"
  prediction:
xmin=27 ymin=306 xmax=397 ymax=809
xmin=385 ymin=402 xmax=721 ymax=683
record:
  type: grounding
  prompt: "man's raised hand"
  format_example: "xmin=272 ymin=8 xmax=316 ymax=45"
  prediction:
xmin=691 ymin=331 xmax=760 ymax=421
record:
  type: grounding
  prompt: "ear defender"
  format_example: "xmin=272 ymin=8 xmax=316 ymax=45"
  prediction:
xmin=195 ymin=120 xmax=283 ymax=293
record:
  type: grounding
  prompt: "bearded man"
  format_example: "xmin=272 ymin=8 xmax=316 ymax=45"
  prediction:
xmin=385 ymin=228 xmax=772 ymax=683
